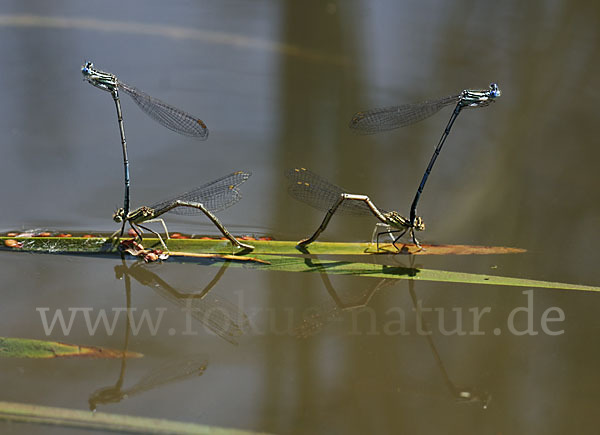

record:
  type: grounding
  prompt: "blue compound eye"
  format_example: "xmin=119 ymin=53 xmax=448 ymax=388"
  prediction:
xmin=489 ymin=83 xmax=501 ymax=97
xmin=82 ymin=61 xmax=93 ymax=74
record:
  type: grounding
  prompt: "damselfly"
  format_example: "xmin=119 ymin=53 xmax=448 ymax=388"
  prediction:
xmin=112 ymin=171 xmax=253 ymax=251
xmin=81 ymin=61 xmax=209 ymax=220
xmin=286 ymin=167 xmax=425 ymax=249
xmin=350 ymin=83 xmax=501 ymax=226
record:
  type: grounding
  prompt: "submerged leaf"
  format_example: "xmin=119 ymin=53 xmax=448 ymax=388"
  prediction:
xmin=254 ymin=256 xmax=600 ymax=292
xmin=0 ymin=337 xmax=142 ymax=359
xmin=0 ymin=400 xmax=269 ymax=434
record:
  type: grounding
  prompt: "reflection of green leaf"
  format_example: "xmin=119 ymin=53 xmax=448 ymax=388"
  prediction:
xmin=2 ymin=236 xmax=597 ymax=292
xmin=0 ymin=337 xmax=142 ymax=359
xmin=0 ymin=400 xmax=269 ymax=434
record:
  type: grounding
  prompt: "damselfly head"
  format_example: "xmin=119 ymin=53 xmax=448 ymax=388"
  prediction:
xmin=461 ymin=83 xmax=501 ymax=108
xmin=489 ymin=83 xmax=501 ymax=98
xmin=81 ymin=61 xmax=117 ymax=92
xmin=113 ymin=208 xmax=125 ymax=223
xmin=81 ymin=61 xmax=94 ymax=76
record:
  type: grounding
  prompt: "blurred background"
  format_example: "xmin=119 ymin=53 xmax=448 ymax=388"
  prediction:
xmin=0 ymin=1 xmax=599 ymax=434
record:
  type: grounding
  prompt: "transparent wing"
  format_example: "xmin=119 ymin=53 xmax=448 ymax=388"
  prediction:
xmin=127 ymin=354 xmax=209 ymax=396
xmin=118 ymin=81 xmax=209 ymax=140
xmin=349 ymin=94 xmax=459 ymax=134
xmin=150 ymin=171 xmax=251 ymax=215
xmin=285 ymin=168 xmax=382 ymax=216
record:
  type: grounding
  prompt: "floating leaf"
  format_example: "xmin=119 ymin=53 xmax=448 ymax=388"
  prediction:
xmin=1 ymin=235 xmax=524 ymax=256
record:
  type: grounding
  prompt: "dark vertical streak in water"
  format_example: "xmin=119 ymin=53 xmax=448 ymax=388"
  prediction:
xmin=264 ymin=1 xmax=362 ymax=433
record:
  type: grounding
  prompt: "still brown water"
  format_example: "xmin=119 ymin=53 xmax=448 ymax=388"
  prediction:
xmin=1 ymin=1 xmax=599 ymax=434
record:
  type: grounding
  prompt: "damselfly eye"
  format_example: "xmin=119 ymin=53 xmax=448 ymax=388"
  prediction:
xmin=489 ymin=83 xmax=501 ymax=98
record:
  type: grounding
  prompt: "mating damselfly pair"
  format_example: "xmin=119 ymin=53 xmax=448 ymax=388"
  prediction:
xmin=287 ymin=83 xmax=500 ymax=250
xmin=82 ymin=62 xmax=253 ymax=252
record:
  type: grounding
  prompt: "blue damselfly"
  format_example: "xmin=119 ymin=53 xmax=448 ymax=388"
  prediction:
xmin=350 ymin=83 xmax=501 ymax=226
xmin=82 ymin=61 xmax=209 ymax=222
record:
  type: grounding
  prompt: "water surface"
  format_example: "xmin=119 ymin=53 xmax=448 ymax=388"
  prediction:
xmin=0 ymin=1 xmax=599 ymax=434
